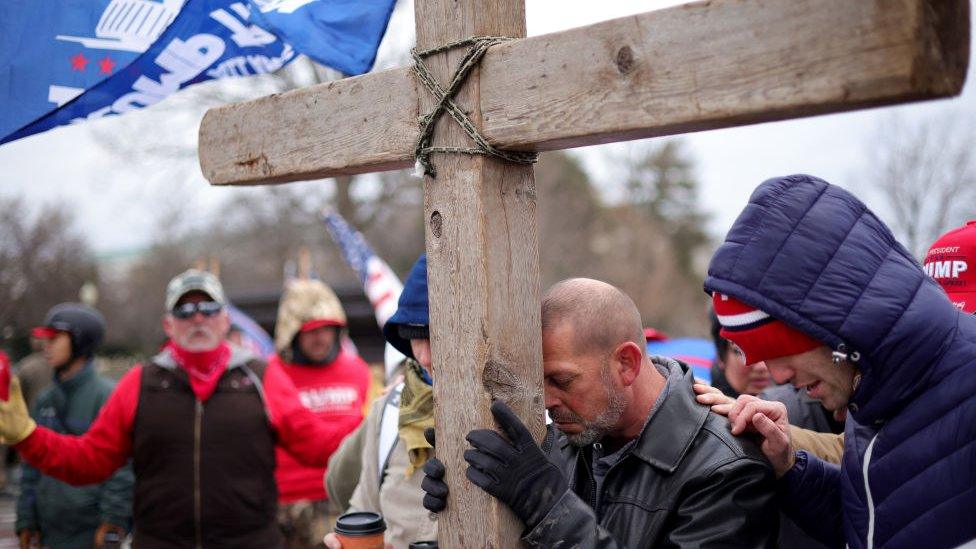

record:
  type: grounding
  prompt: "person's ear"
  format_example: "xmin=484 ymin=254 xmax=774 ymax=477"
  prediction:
xmin=217 ymin=310 xmax=231 ymax=334
xmin=162 ymin=315 xmax=175 ymax=339
xmin=613 ymin=341 xmax=643 ymax=386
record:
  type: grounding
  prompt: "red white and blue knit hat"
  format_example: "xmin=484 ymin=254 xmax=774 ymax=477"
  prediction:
xmin=711 ymin=292 xmax=820 ymax=364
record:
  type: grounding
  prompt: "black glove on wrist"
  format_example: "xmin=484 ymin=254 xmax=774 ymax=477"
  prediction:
xmin=420 ymin=427 xmax=449 ymax=513
xmin=463 ymin=401 xmax=568 ymax=531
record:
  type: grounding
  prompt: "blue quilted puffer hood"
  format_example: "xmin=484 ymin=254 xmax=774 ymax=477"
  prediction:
xmin=383 ymin=254 xmax=429 ymax=359
xmin=704 ymin=175 xmax=965 ymax=425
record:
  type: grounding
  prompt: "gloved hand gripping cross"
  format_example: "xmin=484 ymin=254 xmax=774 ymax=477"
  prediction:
xmin=421 ymin=401 xmax=568 ymax=531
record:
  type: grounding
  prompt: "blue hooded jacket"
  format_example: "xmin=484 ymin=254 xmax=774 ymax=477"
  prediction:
xmin=383 ymin=254 xmax=429 ymax=360
xmin=704 ymin=175 xmax=976 ymax=548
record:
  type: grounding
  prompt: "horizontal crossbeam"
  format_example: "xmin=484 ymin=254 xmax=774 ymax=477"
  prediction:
xmin=198 ymin=0 xmax=968 ymax=186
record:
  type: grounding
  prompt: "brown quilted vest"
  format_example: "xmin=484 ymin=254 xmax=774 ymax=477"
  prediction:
xmin=132 ymin=360 xmax=281 ymax=548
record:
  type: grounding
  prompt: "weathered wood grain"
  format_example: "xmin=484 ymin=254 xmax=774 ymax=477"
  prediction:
xmin=198 ymin=67 xmax=418 ymax=185
xmin=194 ymin=0 xmax=971 ymax=546
xmin=479 ymin=0 xmax=970 ymax=150
xmin=198 ymin=0 xmax=968 ymax=186
xmin=415 ymin=1 xmax=544 ymax=548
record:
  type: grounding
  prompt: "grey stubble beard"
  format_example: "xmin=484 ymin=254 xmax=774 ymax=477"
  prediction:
xmin=563 ymin=362 xmax=629 ymax=447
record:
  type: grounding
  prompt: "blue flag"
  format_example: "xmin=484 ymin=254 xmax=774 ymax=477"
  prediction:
xmin=0 ymin=0 xmax=183 ymax=139
xmin=645 ymin=335 xmax=716 ymax=384
xmin=227 ymin=303 xmax=275 ymax=357
xmin=2 ymin=0 xmax=395 ymax=144
xmin=2 ymin=0 xmax=295 ymax=144
xmin=248 ymin=0 xmax=396 ymax=76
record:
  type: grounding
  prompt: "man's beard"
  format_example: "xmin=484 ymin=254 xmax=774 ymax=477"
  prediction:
xmin=179 ymin=327 xmax=219 ymax=351
xmin=551 ymin=363 xmax=629 ymax=447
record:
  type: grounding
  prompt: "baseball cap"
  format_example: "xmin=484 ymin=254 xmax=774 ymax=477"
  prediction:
xmin=165 ymin=269 xmax=227 ymax=312
xmin=30 ymin=327 xmax=61 ymax=340
xmin=924 ymin=220 xmax=976 ymax=313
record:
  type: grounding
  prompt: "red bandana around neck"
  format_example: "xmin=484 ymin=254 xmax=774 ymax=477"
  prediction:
xmin=167 ymin=341 xmax=231 ymax=402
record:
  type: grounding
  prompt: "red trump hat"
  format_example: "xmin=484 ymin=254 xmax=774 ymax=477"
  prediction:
xmin=924 ymin=220 xmax=976 ymax=314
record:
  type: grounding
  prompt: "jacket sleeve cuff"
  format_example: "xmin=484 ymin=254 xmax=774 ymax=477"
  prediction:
xmin=776 ymin=450 xmax=845 ymax=547
xmin=522 ymin=489 xmax=588 ymax=546
xmin=779 ymin=449 xmax=809 ymax=486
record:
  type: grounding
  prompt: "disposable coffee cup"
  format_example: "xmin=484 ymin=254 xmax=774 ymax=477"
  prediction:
xmin=408 ymin=542 xmax=438 ymax=548
xmin=334 ymin=511 xmax=386 ymax=549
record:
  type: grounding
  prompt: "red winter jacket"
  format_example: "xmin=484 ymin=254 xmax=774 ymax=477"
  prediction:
xmin=15 ymin=345 xmax=348 ymax=486
xmin=270 ymin=349 xmax=369 ymax=503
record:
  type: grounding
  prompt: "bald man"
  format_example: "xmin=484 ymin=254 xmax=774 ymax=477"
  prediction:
xmin=422 ymin=279 xmax=778 ymax=548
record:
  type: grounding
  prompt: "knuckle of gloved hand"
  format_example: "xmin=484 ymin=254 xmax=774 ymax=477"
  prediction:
xmin=423 ymin=458 xmax=445 ymax=477
xmin=462 ymin=448 xmax=478 ymax=463
xmin=423 ymin=494 xmax=445 ymax=512
xmin=464 ymin=431 xmax=483 ymax=447
xmin=422 ymin=476 xmax=447 ymax=498
xmin=464 ymin=465 xmax=482 ymax=485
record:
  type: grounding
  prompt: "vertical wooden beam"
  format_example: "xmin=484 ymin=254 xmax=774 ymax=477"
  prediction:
xmin=414 ymin=1 xmax=544 ymax=547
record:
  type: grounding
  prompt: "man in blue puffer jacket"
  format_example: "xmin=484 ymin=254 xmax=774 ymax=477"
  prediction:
xmin=705 ymin=174 xmax=976 ymax=549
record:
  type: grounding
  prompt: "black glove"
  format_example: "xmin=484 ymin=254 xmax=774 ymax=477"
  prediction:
xmin=463 ymin=401 xmax=567 ymax=530
xmin=421 ymin=427 xmax=449 ymax=513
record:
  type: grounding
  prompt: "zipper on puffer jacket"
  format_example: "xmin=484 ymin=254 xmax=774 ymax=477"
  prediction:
xmin=194 ymin=399 xmax=204 ymax=549
xmin=862 ymin=433 xmax=880 ymax=549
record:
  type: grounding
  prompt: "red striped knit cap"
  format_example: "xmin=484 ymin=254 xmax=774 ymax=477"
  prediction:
xmin=711 ymin=292 xmax=820 ymax=364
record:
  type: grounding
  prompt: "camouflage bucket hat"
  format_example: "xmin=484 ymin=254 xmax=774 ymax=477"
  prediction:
xmin=275 ymin=279 xmax=347 ymax=352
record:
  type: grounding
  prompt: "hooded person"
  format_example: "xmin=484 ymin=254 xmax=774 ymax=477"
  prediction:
xmin=706 ymin=310 xmax=842 ymax=435
xmin=706 ymin=175 xmax=976 ymax=549
xmin=269 ymin=279 xmax=370 ymax=549
xmin=0 ymin=270 xmax=358 ymax=548
xmin=16 ymin=303 xmax=134 ymax=549
xmin=705 ymin=309 xmax=838 ymax=549
xmin=324 ymin=254 xmax=437 ymax=549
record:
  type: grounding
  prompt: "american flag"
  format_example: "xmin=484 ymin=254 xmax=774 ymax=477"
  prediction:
xmin=323 ymin=212 xmax=406 ymax=380
xmin=322 ymin=211 xmax=403 ymax=327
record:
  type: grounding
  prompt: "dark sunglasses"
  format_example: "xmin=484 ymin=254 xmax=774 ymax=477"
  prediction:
xmin=171 ymin=301 xmax=223 ymax=320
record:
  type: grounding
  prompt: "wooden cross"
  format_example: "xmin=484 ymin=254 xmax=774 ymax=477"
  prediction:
xmin=198 ymin=0 xmax=968 ymax=545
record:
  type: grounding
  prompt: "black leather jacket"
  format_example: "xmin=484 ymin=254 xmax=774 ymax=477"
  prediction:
xmin=525 ymin=358 xmax=778 ymax=548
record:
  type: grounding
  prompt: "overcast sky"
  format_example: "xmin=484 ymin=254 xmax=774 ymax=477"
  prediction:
xmin=1 ymin=0 xmax=974 ymax=255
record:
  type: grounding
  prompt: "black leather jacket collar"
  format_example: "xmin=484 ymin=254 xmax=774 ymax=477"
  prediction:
xmin=531 ymin=357 xmax=778 ymax=548
xmin=629 ymin=358 xmax=709 ymax=473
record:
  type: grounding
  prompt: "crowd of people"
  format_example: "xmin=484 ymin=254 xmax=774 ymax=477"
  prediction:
xmin=0 ymin=174 xmax=973 ymax=548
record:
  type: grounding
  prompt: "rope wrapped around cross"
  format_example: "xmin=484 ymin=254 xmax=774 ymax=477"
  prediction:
xmin=412 ymin=36 xmax=539 ymax=178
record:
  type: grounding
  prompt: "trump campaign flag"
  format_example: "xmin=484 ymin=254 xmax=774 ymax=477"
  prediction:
xmin=1 ymin=0 xmax=396 ymax=144
xmin=0 ymin=0 xmax=183 ymax=139
xmin=323 ymin=211 xmax=406 ymax=380
xmin=2 ymin=0 xmax=292 ymax=144
xmin=248 ymin=0 xmax=395 ymax=76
